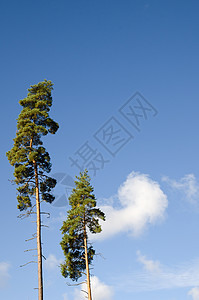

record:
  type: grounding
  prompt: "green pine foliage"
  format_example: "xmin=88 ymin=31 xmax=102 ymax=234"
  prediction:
xmin=60 ymin=170 xmax=105 ymax=281
xmin=6 ymin=79 xmax=59 ymax=211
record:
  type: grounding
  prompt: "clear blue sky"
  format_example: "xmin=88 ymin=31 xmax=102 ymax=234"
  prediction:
xmin=1 ymin=1 xmax=199 ymax=300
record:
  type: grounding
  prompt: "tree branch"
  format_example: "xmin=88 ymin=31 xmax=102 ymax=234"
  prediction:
xmin=41 ymin=224 xmax=49 ymax=228
xmin=25 ymin=236 xmax=37 ymax=242
xmin=40 ymin=212 xmax=50 ymax=218
xmin=20 ymin=261 xmax=37 ymax=267
xmin=66 ymin=281 xmax=86 ymax=286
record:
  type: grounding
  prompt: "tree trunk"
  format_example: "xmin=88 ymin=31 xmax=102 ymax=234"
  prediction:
xmin=34 ymin=161 xmax=43 ymax=300
xmin=83 ymin=218 xmax=92 ymax=300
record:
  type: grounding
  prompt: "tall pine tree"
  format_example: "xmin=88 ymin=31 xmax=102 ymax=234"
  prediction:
xmin=60 ymin=170 xmax=105 ymax=300
xmin=6 ymin=79 xmax=59 ymax=300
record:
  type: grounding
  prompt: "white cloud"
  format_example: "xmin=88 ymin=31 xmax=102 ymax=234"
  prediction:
xmin=188 ymin=287 xmax=199 ymax=300
xmin=136 ymin=250 xmax=161 ymax=272
xmin=114 ymin=257 xmax=199 ymax=292
xmin=92 ymin=172 xmax=168 ymax=239
xmin=0 ymin=262 xmax=11 ymax=289
xmin=162 ymin=174 xmax=199 ymax=205
xmin=44 ymin=254 xmax=62 ymax=270
xmin=74 ymin=276 xmax=113 ymax=300
xmin=62 ymin=293 xmax=69 ymax=300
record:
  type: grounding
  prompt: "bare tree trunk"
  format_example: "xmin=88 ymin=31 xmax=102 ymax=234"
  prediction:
xmin=83 ymin=217 xmax=92 ymax=300
xmin=34 ymin=161 xmax=43 ymax=300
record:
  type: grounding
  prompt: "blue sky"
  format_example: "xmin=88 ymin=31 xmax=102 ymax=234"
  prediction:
xmin=1 ymin=0 xmax=199 ymax=299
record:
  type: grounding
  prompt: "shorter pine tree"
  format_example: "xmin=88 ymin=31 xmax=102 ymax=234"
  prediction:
xmin=60 ymin=170 xmax=105 ymax=300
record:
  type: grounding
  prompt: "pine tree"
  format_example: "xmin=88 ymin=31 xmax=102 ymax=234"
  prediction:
xmin=6 ymin=79 xmax=59 ymax=300
xmin=60 ymin=170 xmax=105 ymax=300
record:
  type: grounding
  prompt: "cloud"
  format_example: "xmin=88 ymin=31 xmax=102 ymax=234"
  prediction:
xmin=44 ymin=254 xmax=62 ymax=270
xmin=74 ymin=276 xmax=113 ymax=300
xmin=136 ymin=250 xmax=161 ymax=272
xmin=92 ymin=172 xmax=168 ymax=239
xmin=188 ymin=287 xmax=199 ymax=300
xmin=0 ymin=262 xmax=11 ymax=289
xmin=162 ymin=174 xmax=199 ymax=205
xmin=114 ymin=257 xmax=199 ymax=292
xmin=62 ymin=293 xmax=69 ymax=300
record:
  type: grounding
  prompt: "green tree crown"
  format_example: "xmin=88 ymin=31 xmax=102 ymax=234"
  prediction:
xmin=60 ymin=170 xmax=105 ymax=281
xmin=6 ymin=79 xmax=59 ymax=211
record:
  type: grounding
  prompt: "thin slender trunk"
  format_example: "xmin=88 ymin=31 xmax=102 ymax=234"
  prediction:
xmin=34 ymin=161 xmax=43 ymax=300
xmin=83 ymin=217 xmax=92 ymax=300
